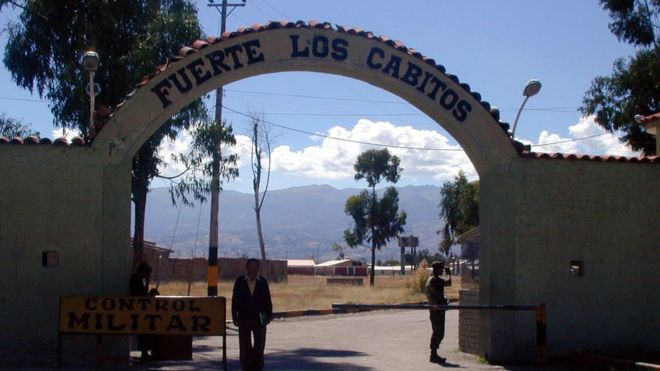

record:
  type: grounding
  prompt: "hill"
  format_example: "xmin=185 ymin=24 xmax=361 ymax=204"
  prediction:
xmin=142 ymin=184 xmax=443 ymax=262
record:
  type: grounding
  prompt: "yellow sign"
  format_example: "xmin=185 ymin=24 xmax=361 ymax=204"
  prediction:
xmin=59 ymin=296 xmax=225 ymax=335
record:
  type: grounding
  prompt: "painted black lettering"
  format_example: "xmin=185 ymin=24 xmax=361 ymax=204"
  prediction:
xmin=151 ymin=79 xmax=174 ymax=108
xmin=439 ymin=89 xmax=459 ymax=110
xmin=189 ymin=299 xmax=202 ymax=312
xmin=382 ymin=55 xmax=402 ymax=78
xmin=290 ymin=35 xmax=310 ymax=57
xmin=168 ymin=68 xmax=194 ymax=94
xmin=95 ymin=313 xmax=103 ymax=330
xmin=84 ymin=298 xmax=97 ymax=311
xmin=68 ymin=312 xmax=90 ymax=330
xmin=416 ymin=71 xmax=433 ymax=94
xmin=242 ymin=39 xmax=265 ymax=65
xmin=172 ymin=299 xmax=185 ymax=311
xmin=224 ymin=44 xmax=244 ymax=69
xmin=453 ymin=100 xmax=472 ymax=122
xmin=331 ymin=38 xmax=349 ymax=61
xmin=144 ymin=315 xmax=161 ymax=331
xmin=107 ymin=314 xmax=126 ymax=331
xmin=137 ymin=298 xmax=151 ymax=311
xmin=186 ymin=58 xmax=212 ymax=85
xmin=118 ymin=298 xmax=134 ymax=311
xmin=312 ymin=36 xmax=329 ymax=58
xmin=366 ymin=47 xmax=385 ymax=69
xmin=166 ymin=316 xmax=187 ymax=332
xmin=155 ymin=299 xmax=168 ymax=311
xmin=400 ymin=61 xmax=423 ymax=87
xmin=205 ymin=50 xmax=232 ymax=75
xmin=101 ymin=298 xmax=116 ymax=311
xmin=426 ymin=75 xmax=447 ymax=100
xmin=192 ymin=316 xmax=211 ymax=332
xmin=130 ymin=314 xmax=139 ymax=331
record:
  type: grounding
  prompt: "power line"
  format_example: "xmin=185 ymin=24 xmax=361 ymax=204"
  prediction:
xmin=530 ymin=132 xmax=610 ymax=147
xmin=0 ymin=96 xmax=47 ymax=103
xmin=222 ymin=104 xmax=465 ymax=151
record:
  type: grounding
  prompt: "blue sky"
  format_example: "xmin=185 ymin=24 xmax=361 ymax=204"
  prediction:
xmin=0 ymin=1 xmax=641 ymax=192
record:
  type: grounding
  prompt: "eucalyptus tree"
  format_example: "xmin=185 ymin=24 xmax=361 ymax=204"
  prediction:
xmin=581 ymin=0 xmax=660 ymax=155
xmin=344 ymin=148 xmax=407 ymax=286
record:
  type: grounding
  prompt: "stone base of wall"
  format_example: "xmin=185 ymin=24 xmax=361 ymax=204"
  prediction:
xmin=459 ymin=289 xmax=482 ymax=355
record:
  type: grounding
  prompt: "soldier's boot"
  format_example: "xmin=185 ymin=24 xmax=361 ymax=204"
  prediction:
xmin=430 ymin=351 xmax=446 ymax=363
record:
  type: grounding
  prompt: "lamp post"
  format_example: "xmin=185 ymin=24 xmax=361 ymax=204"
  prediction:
xmin=511 ymin=79 xmax=542 ymax=140
xmin=83 ymin=50 xmax=100 ymax=138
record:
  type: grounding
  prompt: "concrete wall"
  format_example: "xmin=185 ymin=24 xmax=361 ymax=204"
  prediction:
xmin=0 ymin=144 xmax=131 ymax=366
xmin=459 ymin=289 xmax=481 ymax=355
xmin=479 ymin=156 xmax=659 ymax=362
xmin=498 ymin=157 xmax=660 ymax=360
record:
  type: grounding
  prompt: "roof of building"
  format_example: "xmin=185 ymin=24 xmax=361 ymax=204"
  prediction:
xmin=457 ymin=227 xmax=480 ymax=244
xmin=315 ymin=258 xmax=353 ymax=267
xmin=1 ymin=21 xmax=656 ymax=165
xmin=287 ymin=259 xmax=316 ymax=267
xmin=130 ymin=238 xmax=173 ymax=254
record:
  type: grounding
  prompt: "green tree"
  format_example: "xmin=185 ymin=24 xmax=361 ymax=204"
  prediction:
xmin=580 ymin=0 xmax=660 ymax=155
xmin=1 ymin=1 xmax=207 ymax=268
xmin=344 ymin=149 xmax=407 ymax=286
xmin=0 ymin=114 xmax=38 ymax=138
xmin=168 ymin=119 xmax=239 ymax=206
xmin=439 ymin=171 xmax=479 ymax=255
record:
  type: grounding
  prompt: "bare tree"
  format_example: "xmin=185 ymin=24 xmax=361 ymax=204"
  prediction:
xmin=250 ymin=112 xmax=273 ymax=270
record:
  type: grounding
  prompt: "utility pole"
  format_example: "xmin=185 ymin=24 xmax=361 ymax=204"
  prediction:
xmin=207 ymin=0 xmax=246 ymax=297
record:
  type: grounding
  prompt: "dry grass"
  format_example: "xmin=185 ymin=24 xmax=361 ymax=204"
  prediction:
xmin=158 ymin=274 xmax=464 ymax=313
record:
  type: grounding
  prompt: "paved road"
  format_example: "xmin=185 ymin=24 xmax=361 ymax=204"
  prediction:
xmin=130 ymin=310 xmax=575 ymax=371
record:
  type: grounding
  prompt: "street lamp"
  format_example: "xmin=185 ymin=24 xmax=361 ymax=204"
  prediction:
xmin=511 ymin=79 xmax=542 ymax=139
xmin=83 ymin=50 xmax=100 ymax=138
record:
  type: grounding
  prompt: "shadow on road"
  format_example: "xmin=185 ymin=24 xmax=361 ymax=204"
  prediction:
xmin=264 ymin=347 xmax=373 ymax=370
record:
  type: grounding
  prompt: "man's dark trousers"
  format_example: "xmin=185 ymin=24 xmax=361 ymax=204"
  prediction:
xmin=430 ymin=310 xmax=446 ymax=351
xmin=238 ymin=319 xmax=266 ymax=371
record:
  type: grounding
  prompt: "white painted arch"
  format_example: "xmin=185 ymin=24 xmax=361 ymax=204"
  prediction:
xmin=93 ymin=22 xmax=517 ymax=176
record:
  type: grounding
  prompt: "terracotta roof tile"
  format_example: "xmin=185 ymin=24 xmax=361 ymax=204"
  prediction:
xmin=52 ymin=137 xmax=69 ymax=145
xmin=520 ymin=151 xmax=657 ymax=164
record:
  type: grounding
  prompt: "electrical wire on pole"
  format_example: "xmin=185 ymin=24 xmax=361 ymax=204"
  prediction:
xmin=206 ymin=0 xmax=246 ymax=297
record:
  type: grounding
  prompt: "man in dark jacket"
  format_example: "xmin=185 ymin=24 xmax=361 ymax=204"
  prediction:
xmin=232 ymin=258 xmax=273 ymax=371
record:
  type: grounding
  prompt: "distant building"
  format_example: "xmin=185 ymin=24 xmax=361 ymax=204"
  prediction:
xmin=456 ymin=227 xmax=479 ymax=281
xmin=287 ymin=258 xmax=367 ymax=276
xmin=457 ymin=227 xmax=479 ymax=261
xmin=131 ymin=239 xmax=173 ymax=283
xmin=287 ymin=259 xmax=316 ymax=275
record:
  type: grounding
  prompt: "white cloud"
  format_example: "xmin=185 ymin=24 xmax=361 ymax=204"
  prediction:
xmin=50 ymin=128 xmax=82 ymax=141
xmin=157 ymin=130 xmax=253 ymax=179
xmin=270 ymin=119 xmax=475 ymax=182
xmin=530 ymin=115 xmax=641 ymax=157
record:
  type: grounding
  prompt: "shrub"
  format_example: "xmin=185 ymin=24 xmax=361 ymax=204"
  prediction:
xmin=411 ymin=259 xmax=430 ymax=293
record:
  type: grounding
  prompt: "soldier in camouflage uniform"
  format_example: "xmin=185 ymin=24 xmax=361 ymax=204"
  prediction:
xmin=425 ymin=260 xmax=452 ymax=363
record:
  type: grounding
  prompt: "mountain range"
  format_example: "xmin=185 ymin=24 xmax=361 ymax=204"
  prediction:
xmin=142 ymin=184 xmax=443 ymax=262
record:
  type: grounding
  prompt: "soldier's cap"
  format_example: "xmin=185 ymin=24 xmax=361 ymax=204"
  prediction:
xmin=431 ymin=260 xmax=444 ymax=268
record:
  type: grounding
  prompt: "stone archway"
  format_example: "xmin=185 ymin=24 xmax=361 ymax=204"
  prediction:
xmin=94 ymin=21 xmax=517 ymax=175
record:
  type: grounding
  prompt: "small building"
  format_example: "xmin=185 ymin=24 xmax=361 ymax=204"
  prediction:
xmin=287 ymin=259 xmax=316 ymax=275
xmin=456 ymin=227 xmax=479 ymax=282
